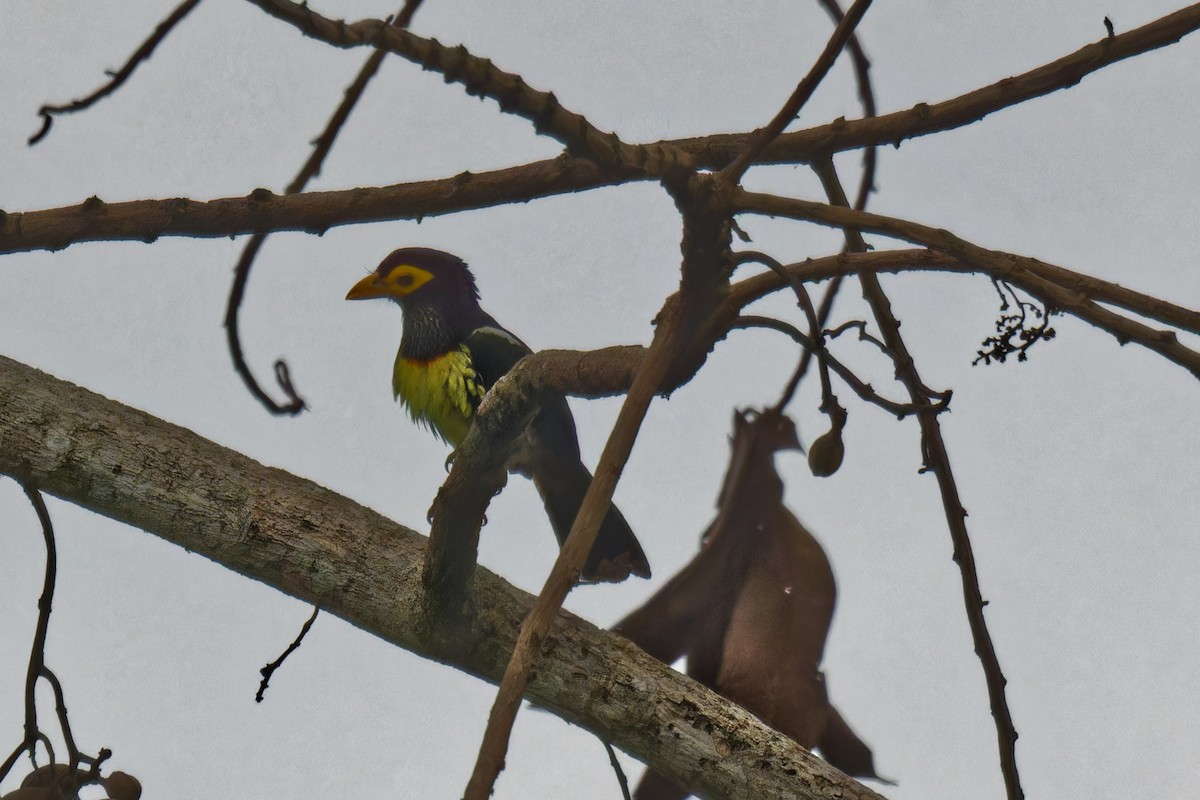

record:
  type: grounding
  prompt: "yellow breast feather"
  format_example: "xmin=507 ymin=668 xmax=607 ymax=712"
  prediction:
xmin=392 ymin=344 xmax=486 ymax=446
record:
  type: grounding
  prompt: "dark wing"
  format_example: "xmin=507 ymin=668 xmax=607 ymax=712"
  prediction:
xmin=464 ymin=324 xmax=533 ymax=398
xmin=466 ymin=321 xmax=650 ymax=581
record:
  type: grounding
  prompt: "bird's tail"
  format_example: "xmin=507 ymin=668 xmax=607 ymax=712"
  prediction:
xmin=533 ymin=456 xmax=651 ymax=583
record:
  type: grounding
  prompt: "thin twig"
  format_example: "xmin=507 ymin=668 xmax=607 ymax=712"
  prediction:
xmin=784 ymin=0 xmax=882 ymax=403
xmin=38 ymin=668 xmax=81 ymax=771
xmin=734 ymin=251 xmax=839 ymax=414
xmin=223 ymin=235 xmax=306 ymax=415
xmin=224 ymin=0 xmax=424 ymax=416
xmin=814 ymin=0 xmax=877 ymax=210
xmin=601 ymin=739 xmax=633 ymax=800
xmin=463 ymin=313 xmax=685 ymax=800
xmin=0 ymin=483 xmax=114 ymax=794
xmin=826 ymin=319 xmax=952 ymax=403
xmin=732 ymin=316 xmax=945 ymax=418
xmin=802 ymin=0 xmax=878 ymax=389
xmin=734 ymin=190 xmax=1200 ymax=377
xmin=289 ymin=1 xmax=426 ymax=193
xmin=28 ymin=0 xmax=204 ymax=145
xmin=256 ymin=605 xmax=321 ymax=702
xmin=17 ymin=483 xmax=56 ymax=777
xmin=720 ymin=0 xmax=875 ymax=182
xmin=811 ymin=160 xmax=1024 ymax=800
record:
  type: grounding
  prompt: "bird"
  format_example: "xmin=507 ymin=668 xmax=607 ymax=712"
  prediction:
xmin=346 ymin=247 xmax=651 ymax=582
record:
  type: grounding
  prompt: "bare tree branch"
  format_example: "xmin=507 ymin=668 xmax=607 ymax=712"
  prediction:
xmin=422 ymin=345 xmax=646 ymax=619
xmin=810 ymin=161 xmax=1024 ymax=800
xmin=730 ymin=315 xmax=947 ymax=419
xmin=0 ymin=352 xmax=888 ymax=800
xmin=462 ymin=170 xmax=736 ymax=799
xmin=243 ymin=0 xmax=689 ymax=175
xmin=735 ymin=191 xmax=1200 ymax=377
xmin=733 ymin=252 xmax=841 ymax=414
xmin=256 ymin=604 xmax=320 ymax=703
xmin=27 ymin=0 xmax=204 ymax=145
xmin=7 ymin=3 xmax=1199 ymax=256
xmin=0 ymin=481 xmax=113 ymax=796
xmin=224 ymin=0 xmax=424 ymax=416
xmin=720 ymin=0 xmax=874 ymax=182
xmin=813 ymin=0 xmax=877 ymax=210
xmin=464 ymin=311 xmax=685 ymax=800
xmin=727 ymin=248 xmax=1200 ymax=339
xmin=0 ymin=482 xmax=59 ymax=785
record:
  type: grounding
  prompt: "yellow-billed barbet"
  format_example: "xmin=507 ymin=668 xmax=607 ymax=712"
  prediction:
xmin=346 ymin=247 xmax=650 ymax=582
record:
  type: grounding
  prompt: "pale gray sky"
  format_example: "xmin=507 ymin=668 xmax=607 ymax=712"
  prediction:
xmin=2 ymin=1 xmax=1198 ymax=798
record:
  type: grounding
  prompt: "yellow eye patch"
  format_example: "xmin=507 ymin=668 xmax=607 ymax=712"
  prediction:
xmin=384 ymin=264 xmax=435 ymax=294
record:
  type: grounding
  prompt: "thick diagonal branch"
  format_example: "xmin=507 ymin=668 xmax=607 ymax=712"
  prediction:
xmin=0 ymin=353 xmax=886 ymax=800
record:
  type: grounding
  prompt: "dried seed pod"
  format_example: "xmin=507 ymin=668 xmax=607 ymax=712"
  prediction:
xmin=19 ymin=764 xmax=88 ymax=793
xmin=1 ymin=787 xmax=56 ymax=800
xmin=102 ymin=772 xmax=142 ymax=800
xmin=807 ymin=426 xmax=845 ymax=477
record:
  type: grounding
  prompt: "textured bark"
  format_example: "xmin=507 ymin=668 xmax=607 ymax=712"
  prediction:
xmin=0 ymin=353 xmax=886 ymax=800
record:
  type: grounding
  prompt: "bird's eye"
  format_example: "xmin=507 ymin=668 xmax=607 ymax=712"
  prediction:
xmin=383 ymin=264 xmax=434 ymax=292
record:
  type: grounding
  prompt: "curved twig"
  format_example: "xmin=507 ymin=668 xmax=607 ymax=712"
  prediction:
xmin=223 ymin=0 xmax=424 ymax=415
xmin=223 ymin=234 xmax=306 ymax=414
xmin=734 ymin=251 xmax=838 ymax=413
xmin=732 ymin=315 xmax=945 ymax=419
xmin=826 ymin=319 xmax=952 ymax=403
xmin=28 ymin=0 xmax=204 ymax=145
xmin=39 ymin=667 xmax=81 ymax=771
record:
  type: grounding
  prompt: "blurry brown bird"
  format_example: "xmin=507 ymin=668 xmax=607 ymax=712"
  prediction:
xmin=614 ymin=408 xmax=882 ymax=799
